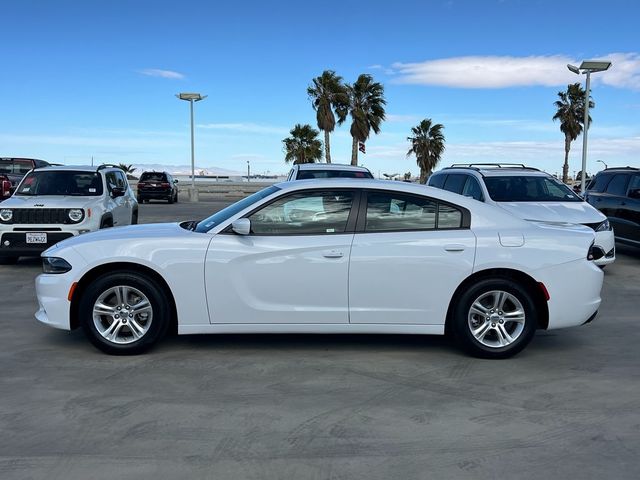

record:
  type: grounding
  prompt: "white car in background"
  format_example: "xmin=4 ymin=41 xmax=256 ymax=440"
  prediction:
xmin=0 ymin=165 xmax=138 ymax=263
xmin=427 ymin=164 xmax=616 ymax=266
xmin=35 ymin=180 xmax=603 ymax=358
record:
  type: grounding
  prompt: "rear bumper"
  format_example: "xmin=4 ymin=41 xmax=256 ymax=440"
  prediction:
xmin=534 ymin=258 xmax=603 ymax=330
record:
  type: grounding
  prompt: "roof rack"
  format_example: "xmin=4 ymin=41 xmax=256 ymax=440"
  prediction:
xmin=603 ymin=166 xmax=639 ymax=171
xmin=447 ymin=163 xmax=541 ymax=171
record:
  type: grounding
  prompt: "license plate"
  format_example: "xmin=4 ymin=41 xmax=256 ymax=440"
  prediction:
xmin=26 ymin=232 xmax=47 ymax=244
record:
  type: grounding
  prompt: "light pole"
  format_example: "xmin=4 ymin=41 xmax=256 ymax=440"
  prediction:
xmin=567 ymin=60 xmax=612 ymax=194
xmin=247 ymin=160 xmax=250 ymax=182
xmin=176 ymin=92 xmax=207 ymax=201
xmin=596 ymin=159 xmax=608 ymax=169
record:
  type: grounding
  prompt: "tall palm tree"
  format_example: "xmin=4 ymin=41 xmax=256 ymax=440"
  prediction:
xmin=282 ymin=124 xmax=323 ymax=164
xmin=553 ymin=83 xmax=593 ymax=183
xmin=346 ymin=74 xmax=386 ymax=166
xmin=407 ymin=119 xmax=446 ymax=184
xmin=307 ymin=70 xmax=349 ymax=164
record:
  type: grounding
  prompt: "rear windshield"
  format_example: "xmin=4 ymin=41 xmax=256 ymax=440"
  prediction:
xmin=484 ymin=176 xmax=581 ymax=202
xmin=297 ymin=170 xmax=373 ymax=180
xmin=0 ymin=159 xmax=34 ymax=175
xmin=140 ymin=172 xmax=167 ymax=181
xmin=16 ymin=171 xmax=104 ymax=196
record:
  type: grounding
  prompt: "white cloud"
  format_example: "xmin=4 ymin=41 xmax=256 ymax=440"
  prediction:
xmin=391 ymin=53 xmax=640 ymax=89
xmin=137 ymin=68 xmax=185 ymax=80
xmin=197 ymin=123 xmax=288 ymax=135
xmin=386 ymin=114 xmax=421 ymax=123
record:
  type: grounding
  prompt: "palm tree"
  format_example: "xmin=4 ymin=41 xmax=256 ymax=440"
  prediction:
xmin=346 ymin=74 xmax=386 ymax=166
xmin=117 ymin=163 xmax=136 ymax=174
xmin=307 ymin=70 xmax=349 ymax=164
xmin=553 ymin=83 xmax=593 ymax=183
xmin=407 ymin=119 xmax=446 ymax=184
xmin=283 ymin=124 xmax=323 ymax=164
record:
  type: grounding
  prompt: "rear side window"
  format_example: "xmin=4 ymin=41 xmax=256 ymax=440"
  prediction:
xmin=605 ymin=174 xmax=630 ymax=196
xmin=364 ymin=192 xmax=466 ymax=232
xmin=428 ymin=174 xmax=446 ymax=189
xmin=462 ymin=177 xmax=484 ymax=201
xmin=443 ymin=174 xmax=467 ymax=194
xmin=588 ymin=173 xmax=613 ymax=193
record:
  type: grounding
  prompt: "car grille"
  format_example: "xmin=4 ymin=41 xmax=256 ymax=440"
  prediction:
xmin=12 ymin=208 xmax=69 ymax=224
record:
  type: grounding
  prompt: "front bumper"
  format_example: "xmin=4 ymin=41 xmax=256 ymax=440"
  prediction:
xmin=35 ymin=272 xmax=74 ymax=330
xmin=0 ymin=231 xmax=74 ymax=257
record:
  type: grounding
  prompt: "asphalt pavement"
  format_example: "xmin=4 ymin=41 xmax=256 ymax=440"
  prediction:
xmin=1 ymin=200 xmax=639 ymax=480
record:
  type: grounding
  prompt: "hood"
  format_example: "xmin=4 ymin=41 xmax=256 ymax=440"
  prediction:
xmin=0 ymin=195 xmax=98 ymax=210
xmin=497 ymin=201 xmax=605 ymax=224
xmin=48 ymin=222 xmax=195 ymax=251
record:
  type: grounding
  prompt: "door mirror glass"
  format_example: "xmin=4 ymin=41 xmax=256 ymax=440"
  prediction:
xmin=231 ymin=218 xmax=251 ymax=235
xmin=111 ymin=187 xmax=126 ymax=198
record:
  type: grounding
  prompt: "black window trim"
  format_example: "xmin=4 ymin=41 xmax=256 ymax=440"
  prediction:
xmin=355 ymin=189 xmax=471 ymax=233
xmin=222 ymin=187 xmax=362 ymax=237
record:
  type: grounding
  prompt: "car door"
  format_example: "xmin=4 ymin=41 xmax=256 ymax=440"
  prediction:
xmin=205 ymin=189 xmax=358 ymax=324
xmin=616 ymin=174 xmax=640 ymax=242
xmin=349 ymin=190 xmax=476 ymax=325
xmin=104 ymin=171 xmax=128 ymax=225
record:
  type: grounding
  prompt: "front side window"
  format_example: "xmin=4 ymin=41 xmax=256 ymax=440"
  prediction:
xmin=16 ymin=171 xmax=103 ymax=196
xmin=462 ymin=176 xmax=484 ymax=201
xmin=443 ymin=174 xmax=467 ymax=194
xmin=249 ymin=190 xmax=354 ymax=235
xmin=484 ymin=175 xmax=581 ymax=202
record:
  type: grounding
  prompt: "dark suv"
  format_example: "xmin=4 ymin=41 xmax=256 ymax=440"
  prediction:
xmin=0 ymin=157 xmax=50 ymax=201
xmin=137 ymin=171 xmax=179 ymax=203
xmin=585 ymin=167 xmax=640 ymax=247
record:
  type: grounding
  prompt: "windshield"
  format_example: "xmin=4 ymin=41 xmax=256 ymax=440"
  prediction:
xmin=195 ymin=185 xmax=280 ymax=232
xmin=484 ymin=176 xmax=581 ymax=202
xmin=16 ymin=171 xmax=104 ymax=196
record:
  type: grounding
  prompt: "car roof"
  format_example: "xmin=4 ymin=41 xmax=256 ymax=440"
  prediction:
xmin=598 ymin=166 xmax=640 ymax=173
xmin=295 ymin=163 xmax=371 ymax=172
xmin=32 ymin=165 xmax=122 ymax=173
xmin=437 ymin=165 xmax=549 ymax=177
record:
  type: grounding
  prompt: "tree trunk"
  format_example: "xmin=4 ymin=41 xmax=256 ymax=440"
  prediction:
xmin=324 ymin=130 xmax=331 ymax=163
xmin=419 ymin=167 xmax=427 ymax=184
xmin=562 ymin=136 xmax=571 ymax=183
xmin=351 ymin=137 xmax=358 ymax=166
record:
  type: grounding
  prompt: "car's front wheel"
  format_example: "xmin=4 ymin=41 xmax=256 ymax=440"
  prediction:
xmin=451 ymin=278 xmax=537 ymax=359
xmin=79 ymin=272 xmax=170 ymax=355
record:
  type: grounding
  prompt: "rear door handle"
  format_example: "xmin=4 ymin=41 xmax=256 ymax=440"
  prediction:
xmin=444 ymin=244 xmax=466 ymax=252
xmin=322 ymin=250 xmax=344 ymax=258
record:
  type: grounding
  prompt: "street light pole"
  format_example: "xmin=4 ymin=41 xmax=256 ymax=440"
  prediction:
xmin=597 ymin=159 xmax=608 ymax=169
xmin=176 ymin=92 xmax=207 ymax=201
xmin=566 ymin=60 xmax=612 ymax=194
xmin=247 ymin=160 xmax=250 ymax=182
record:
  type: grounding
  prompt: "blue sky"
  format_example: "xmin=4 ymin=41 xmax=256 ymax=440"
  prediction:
xmin=1 ymin=0 xmax=639 ymax=176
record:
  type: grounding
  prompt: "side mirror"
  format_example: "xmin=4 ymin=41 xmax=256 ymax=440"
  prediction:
xmin=231 ymin=218 xmax=251 ymax=235
xmin=174 ymin=179 xmax=179 ymax=183
xmin=111 ymin=187 xmax=126 ymax=198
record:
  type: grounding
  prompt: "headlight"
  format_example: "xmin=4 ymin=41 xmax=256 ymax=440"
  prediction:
xmin=67 ymin=209 xmax=84 ymax=223
xmin=42 ymin=257 xmax=73 ymax=274
xmin=595 ymin=219 xmax=611 ymax=232
xmin=0 ymin=209 xmax=12 ymax=222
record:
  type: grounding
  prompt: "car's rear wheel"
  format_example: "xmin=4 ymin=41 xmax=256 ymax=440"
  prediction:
xmin=451 ymin=278 xmax=536 ymax=359
xmin=79 ymin=272 xmax=170 ymax=355
xmin=168 ymin=194 xmax=174 ymax=204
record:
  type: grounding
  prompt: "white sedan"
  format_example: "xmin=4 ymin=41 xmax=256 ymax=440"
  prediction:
xmin=35 ymin=180 xmax=604 ymax=358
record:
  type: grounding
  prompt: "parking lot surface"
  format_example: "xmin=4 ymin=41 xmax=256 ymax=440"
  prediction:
xmin=1 ymin=200 xmax=639 ymax=479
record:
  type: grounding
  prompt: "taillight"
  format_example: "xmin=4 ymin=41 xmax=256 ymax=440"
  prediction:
xmin=1 ymin=179 xmax=10 ymax=197
xmin=161 ymin=182 xmax=170 ymax=187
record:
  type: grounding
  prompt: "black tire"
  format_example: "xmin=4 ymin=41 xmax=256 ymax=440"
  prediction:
xmin=79 ymin=271 xmax=170 ymax=355
xmin=174 ymin=192 xmax=178 ymax=203
xmin=0 ymin=256 xmax=19 ymax=265
xmin=100 ymin=219 xmax=113 ymax=229
xmin=451 ymin=278 xmax=537 ymax=359
xmin=131 ymin=211 xmax=138 ymax=225
xmin=168 ymin=194 xmax=174 ymax=204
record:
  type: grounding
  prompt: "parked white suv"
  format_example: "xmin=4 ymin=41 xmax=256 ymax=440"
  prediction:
xmin=0 ymin=165 xmax=138 ymax=263
xmin=427 ymin=164 xmax=615 ymax=266
xmin=287 ymin=163 xmax=374 ymax=180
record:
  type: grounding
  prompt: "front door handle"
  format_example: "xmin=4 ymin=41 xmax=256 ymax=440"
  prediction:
xmin=444 ymin=244 xmax=466 ymax=252
xmin=322 ymin=250 xmax=344 ymax=258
